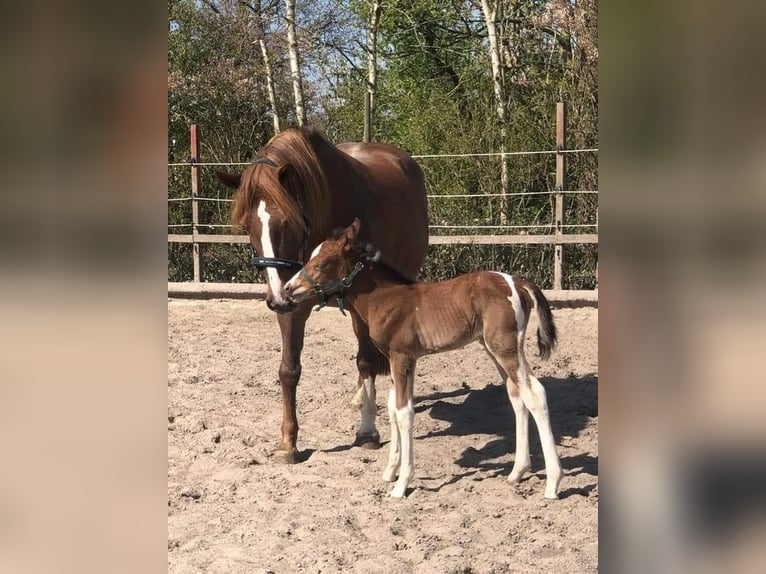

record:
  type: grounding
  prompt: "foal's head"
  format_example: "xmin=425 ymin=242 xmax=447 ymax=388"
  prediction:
xmin=284 ymin=218 xmax=377 ymax=305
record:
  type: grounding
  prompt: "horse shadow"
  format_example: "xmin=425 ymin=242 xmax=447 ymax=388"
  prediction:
xmin=414 ymin=375 xmax=598 ymax=496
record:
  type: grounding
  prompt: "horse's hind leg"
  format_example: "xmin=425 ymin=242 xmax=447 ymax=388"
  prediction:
xmin=481 ymin=338 xmax=508 ymax=381
xmin=483 ymin=327 xmax=532 ymax=484
xmin=504 ymin=366 xmax=532 ymax=484
xmin=518 ymin=364 xmax=563 ymax=499
xmin=486 ymin=346 xmax=531 ymax=484
xmin=350 ymin=311 xmax=382 ymax=448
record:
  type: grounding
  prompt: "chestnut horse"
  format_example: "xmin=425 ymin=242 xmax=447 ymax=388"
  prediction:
xmin=283 ymin=219 xmax=563 ymax=499
xmin=217 ymin=127 xmax=428 ymax=463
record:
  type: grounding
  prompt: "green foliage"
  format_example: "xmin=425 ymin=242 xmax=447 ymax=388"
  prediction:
xmin=168 ymin=0 xmax=598 ymax=288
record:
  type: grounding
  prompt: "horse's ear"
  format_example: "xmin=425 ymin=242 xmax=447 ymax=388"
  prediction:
xmin=216 ymin=171 xmax=241 ymax=189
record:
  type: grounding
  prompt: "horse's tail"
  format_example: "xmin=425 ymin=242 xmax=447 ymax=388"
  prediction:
xmin=521 ymin=280 xmax=557 ymax=360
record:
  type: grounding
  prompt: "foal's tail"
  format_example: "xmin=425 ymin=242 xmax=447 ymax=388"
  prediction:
xmin=522 ymin=281 xmax=557 ymax=360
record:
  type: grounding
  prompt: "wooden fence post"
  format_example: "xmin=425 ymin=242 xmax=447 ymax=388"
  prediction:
xmin=554 ymin=103 xmax=567 ymax=290
xmin=191 ymin=124 xmax=201 ymax=282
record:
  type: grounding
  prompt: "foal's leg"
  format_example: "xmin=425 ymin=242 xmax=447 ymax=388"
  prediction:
xmin=485 ymin=345 xmax=532 ymax=484
xmin=274 ymin=305 xmax=311 ymax=463
xmin=518 ymin=360 xmax=563 ymax=499
xmin=381 ymin=387 xmax=401 ymax=482
xmin=389 ymin=354 xmax=416 ymax=499
xmin=349 ymin=311 xmax=381 ymax=448
xmin=506 ymin=370 xmax=532 ymax=484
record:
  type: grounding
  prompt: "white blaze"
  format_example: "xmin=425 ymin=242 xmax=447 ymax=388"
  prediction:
xmin=309 ymin=242 xmax=324 ymax=259
xmin=257 ymin=201 xmax=286 ymax=304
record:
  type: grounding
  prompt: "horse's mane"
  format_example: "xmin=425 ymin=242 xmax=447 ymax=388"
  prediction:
xmin=230 ymin=127 xmax=333 ymax=239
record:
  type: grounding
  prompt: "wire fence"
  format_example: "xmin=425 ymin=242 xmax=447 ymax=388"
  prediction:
xmin=167 ymin=147 xmax=600 ymax=235
xmin=168 ymin=111 xmax=598 ymax=288
xmin=168 ymin=189 xmax=597 ymax=203
xmin=166 ymin=147 xmax=598 ymax=167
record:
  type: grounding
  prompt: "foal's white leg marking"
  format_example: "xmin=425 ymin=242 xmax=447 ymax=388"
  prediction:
xmin=257 ymin=201 xmax=287 ymax=304
xmin=382 ymin=388 xmax=401 ymax=482
xmin=350 ymin=385 xmax=365 ymax=407
xmin=521 ymin=369 xmax=563 ymax=499
xmin=507 ymin=389 xmax=531 ymax=483
xmin=503 ymin=274 xmax=562 ymax=498
xmin=356 ymin=377 xmax=378 ymax=436
xmin=509 ymin=275 xmax=562 ymax=498
xmin=491 ymin=273 xmax=534 ymax=484
xmin=390 ymin=399 xmax=414 ymax=498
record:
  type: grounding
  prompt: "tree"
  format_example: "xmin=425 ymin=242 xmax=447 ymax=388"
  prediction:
xmin=244 ymin=1 xmax=282 ymax=135
xmin=365 ymin=0 xmax=382 ymax=140
xmin=284 ymin=0 xmax=306 ymax=125
xmin=168 ymin=0 xmax=599 ymax=288
xmin=474 ymin=0 xmax=510 ymax=224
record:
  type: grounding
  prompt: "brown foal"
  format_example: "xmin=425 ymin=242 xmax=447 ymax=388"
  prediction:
xmin=284 ymin=219 xmax=563 ymax=499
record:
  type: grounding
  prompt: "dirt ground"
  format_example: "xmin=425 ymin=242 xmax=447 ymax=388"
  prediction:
xmin=168 ymin=299 xmax=598 ymax=573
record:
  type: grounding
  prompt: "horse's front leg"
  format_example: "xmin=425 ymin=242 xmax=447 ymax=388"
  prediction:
xmin=274 ymin=306 xmax=311 ymax=464
xmin=349 ymin=310 xmax=382 ymax=449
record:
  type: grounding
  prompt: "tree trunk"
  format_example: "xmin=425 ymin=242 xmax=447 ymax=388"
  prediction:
xmin=365 ymin=0 xmax=382 ymax=141
xmin=284 ymin=0 xmax=306 ymax=126
xmin=477 ymin=0 xmax=509 ymax=224
xmin=248 ymin=2 xmax=281 ymax=136
xmin=259 ymin=37 xmax=281 ymax=135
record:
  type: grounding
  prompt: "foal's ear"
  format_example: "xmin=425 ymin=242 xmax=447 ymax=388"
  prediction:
xmin=216 ymin=171 xmax=241 ymax=189
xmin=342 ymin=218 xmax=361 ymax=242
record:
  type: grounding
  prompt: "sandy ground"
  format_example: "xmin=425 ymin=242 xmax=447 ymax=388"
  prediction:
xmin=168 ymin=299 xmax=598 ymax=573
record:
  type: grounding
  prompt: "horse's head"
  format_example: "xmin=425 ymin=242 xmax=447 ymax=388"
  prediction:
xmin=284 ymin=218 xmax=378 ymax=306
xmin=218 ymin=161 xmax=308 ymax=313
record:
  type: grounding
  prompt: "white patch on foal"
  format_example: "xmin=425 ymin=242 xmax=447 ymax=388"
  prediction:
xmin=390 ymin=398 xmax=414 ymax=498
xmin=257 ymin=200 xmax=287 ymax=304
xmin=382 ymin=388 xmax=401 ymax=483
xmin=285 ymin=241 xmax=327 ymax=297
xmin=493 ymin=272 xmax=562 ymax=498
xmin=357 ymin=377 xmax=377 ymax=435
xmin=309 ymin=242 xmax=325 ymax=259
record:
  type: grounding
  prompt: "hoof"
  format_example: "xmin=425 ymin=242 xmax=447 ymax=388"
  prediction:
xmin=354 ymin=431 xmax=381 ymax=449
xmin=273 ymin=449 xmax=298 ymax=464
xmin=389 ymin=485 xmax=407 ymax=498
xmin=507 ymin=465 xmax=531 ymax=484
xmin=381 ymin=468 xmax=398 ymax=482
xmin=544 ymin=491 xmax=559 ymax=500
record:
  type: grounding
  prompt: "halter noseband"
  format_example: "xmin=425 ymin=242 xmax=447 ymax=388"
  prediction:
xmin=298 ymin=249 xmax=379 ymax=315
xmin=247 ymin=156 xmax=310 ymax=274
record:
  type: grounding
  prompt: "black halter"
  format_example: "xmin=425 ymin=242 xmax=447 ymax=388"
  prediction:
xmin=247 ymin=156 xmax=309 ymax=274
xmin=297 ymin=249 xmax=380 ymax=315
